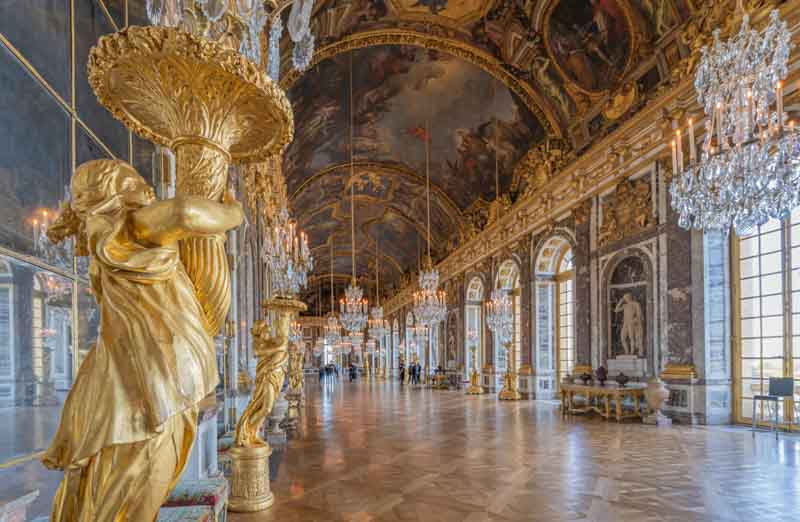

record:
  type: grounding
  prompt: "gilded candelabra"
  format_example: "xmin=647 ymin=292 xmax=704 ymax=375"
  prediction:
xmin=465 ymin=329 xmax=483 ymax=395
xmin=284 ymin=340 xmax=305 ymax=431
xmin=88 ymin=25 xmax=292 ymax=335
xmin=230 ymin=297 xmax=306 ymax=512
xmin=487 ymin=289 xmax=520 ymax=401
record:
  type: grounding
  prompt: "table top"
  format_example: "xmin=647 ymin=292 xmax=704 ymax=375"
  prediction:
xmin=562 ymin=382 xmax=646 ymax=393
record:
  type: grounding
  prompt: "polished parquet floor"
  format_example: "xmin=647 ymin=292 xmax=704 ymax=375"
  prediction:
xmin=230 ymin=380 xmax=800 ymax=522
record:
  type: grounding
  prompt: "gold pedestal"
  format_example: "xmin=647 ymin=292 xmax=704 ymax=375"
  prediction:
xmin=465 ymin=347 xmax=483 ymax=395
xmin=466 ymin=370 xmax=484 ymax=395
xmin=364 ymin=357 xmax=371 ymax=379
xmin=228 ymin=444 xmax=274 ymax=512
xmin=498 ymin=344 xmax=521 ymax=401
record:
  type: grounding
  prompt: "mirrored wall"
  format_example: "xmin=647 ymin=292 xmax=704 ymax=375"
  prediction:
xmin=0 ymin=1 xmax=140 ymax=518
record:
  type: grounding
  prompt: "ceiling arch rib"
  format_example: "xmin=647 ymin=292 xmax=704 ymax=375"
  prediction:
xmin=280 ymin=29 xmax=563 ymax=138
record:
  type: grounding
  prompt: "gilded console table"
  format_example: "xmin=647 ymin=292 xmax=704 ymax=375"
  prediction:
xmin=560 ymin=383 xmax=646 ymax=422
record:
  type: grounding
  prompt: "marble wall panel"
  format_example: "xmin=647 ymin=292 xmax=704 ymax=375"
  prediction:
xmin=666 ymin=207 xmax=694 ymax=365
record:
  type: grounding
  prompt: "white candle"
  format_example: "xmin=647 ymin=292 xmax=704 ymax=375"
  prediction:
xmin=676 ymin=130 xmax=683 ymax=173
xmin=32 ymin=219 xmax=38 ymax=244
xmin=671 ymin=140 xmax=677 ymax=176
xmin=777 ymin=81 xmax=784 ymax=132
xmin=716 ymin=103 xmax=724 ymax=149
xmin=746 ymin=90 xmax=753 ymax=138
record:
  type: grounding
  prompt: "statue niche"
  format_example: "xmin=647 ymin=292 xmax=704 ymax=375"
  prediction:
xmin=606 ymin=255 xmax=649 ymax=377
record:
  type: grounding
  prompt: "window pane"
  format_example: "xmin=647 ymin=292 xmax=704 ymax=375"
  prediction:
xmin=741 ymin=297 xmax=760 ymax=318
xmin=741 ymin=277 xmax=760 ymax=298
xmin=740 ymin=257 xmax=759 ymax=278
xmin=742 ymin=339 xmax=760 ymax=358
xmin=761 ymin=273 xmax=783 ymax=295
xmin=760 ymin=252 xmax=782 ymax=274
xmin=762 ymin=337 xmax=783 ymax=358
xmin=741 ymin=318 xmax=761 ymax=338
xmin=740 ymin=236 xmax=759 ymax=258
xmin=760 ymin=230 xmax=782 ymax=253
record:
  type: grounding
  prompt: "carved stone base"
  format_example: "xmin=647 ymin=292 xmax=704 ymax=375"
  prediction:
xmin=643 ymin=411 xmax=672 ymax=426
xmin=607 ymin=355 xmax=646 ymax=377
xmin=228 ymin=444 xmax=273 ymax=512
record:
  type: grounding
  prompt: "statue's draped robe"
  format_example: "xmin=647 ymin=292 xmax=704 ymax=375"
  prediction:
xmin=43 ymin=209 xmax=218 ymax=521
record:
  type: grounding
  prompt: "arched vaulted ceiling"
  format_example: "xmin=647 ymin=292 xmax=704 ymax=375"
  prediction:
xmin=281 ymin=0 xmax=692 ymax=312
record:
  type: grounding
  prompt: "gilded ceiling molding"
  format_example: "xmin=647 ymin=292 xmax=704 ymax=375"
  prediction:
xmin=290 ymin=160 xmax=464 ymax=223
xmin=279 ymin=29 xmax=563 ymax=138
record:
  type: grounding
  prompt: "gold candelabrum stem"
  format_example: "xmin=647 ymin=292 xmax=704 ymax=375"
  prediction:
xmin=498 ymin=342 xmax=521 ymax=401
xmin=466 ymin=345 xmax=483 ymax=395
xmin=174 ymin=139 xmax=232 ymax=335
xmin=364 ymin=353 xmax=371 ymax=378
xmin=234 ymin=298 xmax=307 ymax=448
xmin=288 ymin=343 xmax=304 ymax=394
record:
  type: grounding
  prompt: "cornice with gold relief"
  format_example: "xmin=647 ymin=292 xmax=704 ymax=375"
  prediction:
xmin=384 ymin=6 xmax=800 ymax=316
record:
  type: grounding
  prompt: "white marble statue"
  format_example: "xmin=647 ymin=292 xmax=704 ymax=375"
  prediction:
xmin=615 ymin=293 xmax=643 ymax=356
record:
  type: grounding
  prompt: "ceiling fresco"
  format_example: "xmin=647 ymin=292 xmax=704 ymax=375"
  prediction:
xmin=284 ymin=44 xmax=545 ymax=207
xmin=282 ymin=0 xmax=697 ymax=310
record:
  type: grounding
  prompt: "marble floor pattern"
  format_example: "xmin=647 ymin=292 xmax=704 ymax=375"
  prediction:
xmin=230 ymin=381 xmax=800 ymax=522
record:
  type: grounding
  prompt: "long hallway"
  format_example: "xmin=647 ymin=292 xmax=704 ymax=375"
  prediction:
xmin=232 ymin=382 xmax=800 ymax=522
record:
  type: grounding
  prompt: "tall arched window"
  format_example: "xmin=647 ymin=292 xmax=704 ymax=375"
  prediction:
xmin=535 ymin=236 xmax=574 ymax=392
xmin=733 ymin=213 xmax=800 ymax=425
xmin=465 ymin=277 xmax=484 ymax=380
xmin=495 ymin=260 xmax=521 ymax=390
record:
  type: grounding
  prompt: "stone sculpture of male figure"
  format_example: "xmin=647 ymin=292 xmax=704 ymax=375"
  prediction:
xmin=615 ymin=292 xmax=643 ymax=356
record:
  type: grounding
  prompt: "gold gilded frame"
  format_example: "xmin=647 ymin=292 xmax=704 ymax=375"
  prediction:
xmin=540 ymin=0 xmax=640 ymax=98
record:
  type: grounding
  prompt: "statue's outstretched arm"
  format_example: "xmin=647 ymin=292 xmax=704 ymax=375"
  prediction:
xmin=132 ymin=194 xmax=244 ymax=246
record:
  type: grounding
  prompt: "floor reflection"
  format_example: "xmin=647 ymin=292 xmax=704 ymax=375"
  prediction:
xmin=232 ymin=381 xmax=800 ymax=522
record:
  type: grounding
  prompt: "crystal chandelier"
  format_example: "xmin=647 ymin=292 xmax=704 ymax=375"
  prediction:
xmin=261 ymin=207 xmax=313 ymax=298
xmin=339 ymin=53 xmax=369 ymax=335
xmin=145 ymin=0 xmax=314 ymax=74
xmin=413 ymin=118 xmax=447 ymax=326
xmin=323 ymin=241 xmax=341 ymax=346
xmin=31 ymin=201 xmax=74 ymax=271
xmin=339 ymin=281 xmax=368 ymax=334
xmin=669 ymin=9 xmax=798 ymax=235
xmin=486 ymin=289 xmax=513 ymax=346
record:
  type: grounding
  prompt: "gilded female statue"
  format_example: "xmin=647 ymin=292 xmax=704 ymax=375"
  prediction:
xmin=234 ymin=316 xmax=290 ymax=447
xmin=42 ymin=159 xmax=243 ymax=521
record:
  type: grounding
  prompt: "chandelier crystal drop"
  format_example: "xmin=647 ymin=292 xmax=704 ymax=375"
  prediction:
xmin=260 ymin=207 xmax=313 ymax=298
xmin=486 ymin=289 xmax=514 ymax=346
xmin=145 ymin=0 xmax=314 ymax=69
xmin=669 ymin=10 xmax=799 ymax=235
